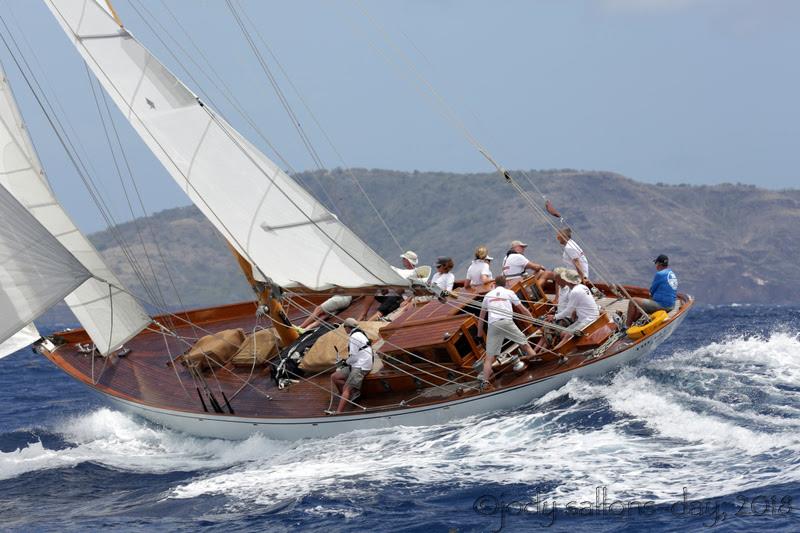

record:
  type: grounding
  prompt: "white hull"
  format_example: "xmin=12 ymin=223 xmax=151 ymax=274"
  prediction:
xmin=100 ymin=313 xmax=686 ymax=440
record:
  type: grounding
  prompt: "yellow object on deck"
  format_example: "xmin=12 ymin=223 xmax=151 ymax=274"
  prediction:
xmin=626 ymin=310 xmax=668 ymax=340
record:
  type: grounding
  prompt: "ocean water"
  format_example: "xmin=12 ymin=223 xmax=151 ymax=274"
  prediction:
xmin=1 ymin=305 xmax=799 ymax=532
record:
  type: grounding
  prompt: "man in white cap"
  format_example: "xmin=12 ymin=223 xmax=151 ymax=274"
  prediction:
xmin=502 ymin=240 xmax=544 ymax=281
xmin=328 ymin=317 xmax=373 ymax=414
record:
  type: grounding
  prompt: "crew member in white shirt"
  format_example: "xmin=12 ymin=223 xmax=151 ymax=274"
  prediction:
xmin=329 ymin=318 xmax=374 ymax=414
xmin=556 ymin=228 xmax=589 ymax=284
xmin=396 ymin=255 xmax=455 ymax=313
xmin=502 ymin=240 xmax=544 ymax=281
xmin=547 ymin=269 xmax=599 ymax=347
xmin=464 ymin=246 xmax=493 ymax=288
xmin=477 ymin=275 xmax=538 ymax=385
xmin=430 ymin=257 xmax=455 ymax=291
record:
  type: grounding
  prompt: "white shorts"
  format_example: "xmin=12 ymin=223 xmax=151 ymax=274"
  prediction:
xmin=320 ymin=295 xmax=353 ymax=314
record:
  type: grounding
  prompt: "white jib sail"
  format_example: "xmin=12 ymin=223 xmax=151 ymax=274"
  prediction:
xmin=0 ymin=323 xmax=40 ymax=360
xmin=0 ymin=63 xmax=151 ymax=355
xmin=45 ymin=0 xmax=408 ymax=290
xmin=0 ymin=182 xmax=91 ymax=345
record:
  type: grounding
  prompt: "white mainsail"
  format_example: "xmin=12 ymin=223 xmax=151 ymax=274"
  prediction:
xmin=45 ymin=0 xmax=407 ymax=290
xmin=0 ymin=63 xmax=151 ymax=355
xmin=0 ymin=323 xmax=39 ymax=360
xmin=0 ymin=182 xmax=91 ymax=345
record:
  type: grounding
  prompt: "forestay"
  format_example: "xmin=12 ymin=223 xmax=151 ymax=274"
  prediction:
xmin=0 ymin=323 xmax=39 ymax=360
xmin=45 ymin=0 xmax=408 ymax=290
xmin=0 ymin=182 xmax=90 ymax=345
xmin=0 ymin=63 xmax=151 ymax=354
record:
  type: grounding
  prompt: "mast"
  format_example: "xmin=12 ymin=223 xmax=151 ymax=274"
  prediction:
xmin=227 ymin=244 xmax=298 ymax=346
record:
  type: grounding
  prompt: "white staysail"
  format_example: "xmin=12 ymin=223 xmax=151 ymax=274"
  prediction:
xmin=45 ymin=0 xmax=407 ymax=290
xmin=0 ymin=182 xmax=91 ymax=345
xmin=0 ymin=63 xmax=150 ymax=355
xmin=0 ymin=323 xmax=40 ymax=360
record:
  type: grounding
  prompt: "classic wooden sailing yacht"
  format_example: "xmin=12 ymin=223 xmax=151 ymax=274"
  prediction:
xmin=0 ymin=0 xmax=692 ymax=440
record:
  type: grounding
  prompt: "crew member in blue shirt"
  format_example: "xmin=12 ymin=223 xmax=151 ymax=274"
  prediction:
xmin=625 ymin=254 xmax=678 ymax=327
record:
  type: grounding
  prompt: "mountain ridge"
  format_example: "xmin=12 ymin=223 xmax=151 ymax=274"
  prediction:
xmin=39 ymin=168 xmax=795 ymax=326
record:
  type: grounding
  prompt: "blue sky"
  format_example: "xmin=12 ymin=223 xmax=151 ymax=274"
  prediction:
xmin=1 ymin=0 xmax=798 ymax=232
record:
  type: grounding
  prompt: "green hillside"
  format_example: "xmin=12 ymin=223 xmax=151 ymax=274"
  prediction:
xmin=39 ymin=168 xmax=797 ymax=327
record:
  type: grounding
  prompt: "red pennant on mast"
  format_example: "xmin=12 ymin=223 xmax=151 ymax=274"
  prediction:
xmin=545 ymin=200 xmax=561 ymax=218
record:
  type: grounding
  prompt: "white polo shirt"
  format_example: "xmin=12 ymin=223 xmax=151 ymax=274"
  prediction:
xmin=502 ymin=253 xmax=529 ymax=278
xmin=466 ymin=260 xmax=492 ymax=286
xmin=482 ymin=286 xmax=521 ymax=324
xmin=562 ymin=239 xmax=589 ymax=279
xmin=430 ymin=271 xmax=455 ymax=291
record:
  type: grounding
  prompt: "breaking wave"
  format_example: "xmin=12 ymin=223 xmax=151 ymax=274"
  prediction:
xmin=2 ymin=329 xmax=799 ymax=512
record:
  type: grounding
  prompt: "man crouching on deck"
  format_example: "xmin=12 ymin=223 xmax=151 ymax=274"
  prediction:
xmin=328 ymin=318 xmax=373 ymax=414
xmin=477 ymin=276 xmax=538 ymax=388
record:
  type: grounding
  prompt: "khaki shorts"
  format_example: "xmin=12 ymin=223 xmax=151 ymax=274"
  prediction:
xmin=486 ymin=319 xmax=528 ymax=356
xmin=320 ymin=295 xmax=353 ymax=314
xmin=639 ymin=298 xmax=672 ymax=314
xmin=336 ymin=365 xmax=368 ymax=392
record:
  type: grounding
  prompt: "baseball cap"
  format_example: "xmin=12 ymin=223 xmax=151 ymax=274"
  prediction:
xmin=653 ymin=254 xmax=669 ymax=266
xmin=510 ymin=240 xmax=528 ymax=248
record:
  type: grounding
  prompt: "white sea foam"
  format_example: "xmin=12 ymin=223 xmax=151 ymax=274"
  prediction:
xmin=172 ymin=330 xmax=800 ymax=506
xmin=0 ymin=408 xmax=285 ymax=481
xmin=3 ymin=330 xmax=800 ymax=510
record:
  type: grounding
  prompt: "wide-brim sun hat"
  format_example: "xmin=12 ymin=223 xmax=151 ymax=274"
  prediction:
xmin=559 ymin=269 xmax=581 ymax=285
xmin=401 ymin=250 xmax=419 ymax=266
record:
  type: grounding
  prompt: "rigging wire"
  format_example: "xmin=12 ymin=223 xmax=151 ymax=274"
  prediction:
xmin=44 ymin=0 xmax=401 ymax=290
xmin=157 ymin=0 xmax=404 ymax=255
xmin=95 ymin=73 xmax=201 ymax=335
xmin=222 ymin=0 xmax=343 ymax=217
xmin=0 ymin=15 xmax=167 ymax=315
xmin=84 ymin=66 xmax=171 ymax=314
xmin=348 ymin=0 xmax=650 ymax=317
xmin=232 ymin=0 xmax=405 ymax=254
xmin=145 ymin=0 xmax=353 ymax=254
xmin=148 ymin=0 xmax=299 ymax=175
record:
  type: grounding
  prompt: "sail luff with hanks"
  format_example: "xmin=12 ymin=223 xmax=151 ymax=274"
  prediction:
xmin=44 ymin=0 xmax=408 ymax=292
xmin=0 ymin=59 xmax=150 ymax=355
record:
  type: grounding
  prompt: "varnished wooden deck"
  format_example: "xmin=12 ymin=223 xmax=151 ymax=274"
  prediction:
xmin=41 ymin=284 xmax=692 ymax=419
